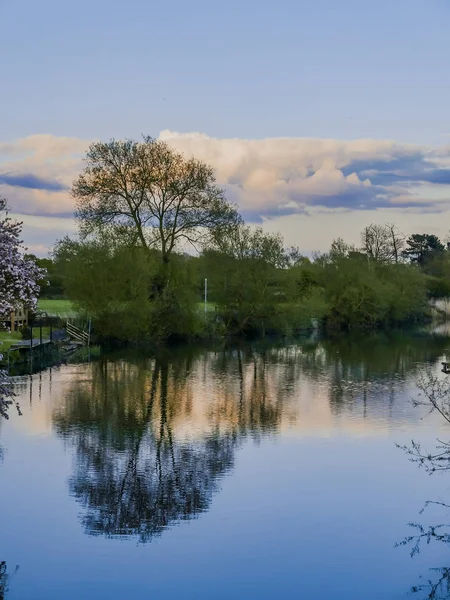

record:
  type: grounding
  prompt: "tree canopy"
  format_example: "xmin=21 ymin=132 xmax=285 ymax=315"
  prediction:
xmin=73 ymin=136 xmax=239 ymax=265
xmin=402 ymin=233 xmax=445 ymax=265
xmin=51 ymin=135 xmax=450 ymax=342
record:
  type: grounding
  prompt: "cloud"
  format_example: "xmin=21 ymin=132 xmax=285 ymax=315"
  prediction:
xmin=0 ymin=172 xmax=66 ymax=191
xmin=158 ymin=130 xmax=450 ymax=217
xmin=11 ymin=213 xmax=77 ymax=257
xmin=1 ymin=185 xmax=75 ymax=217
xmin=3 ymin=130 xmax=450 ymax=220
xmin=0 ymin=134 xmax=91 ymax=217
xmin=2 ymin=130 xmax=450 ymax=254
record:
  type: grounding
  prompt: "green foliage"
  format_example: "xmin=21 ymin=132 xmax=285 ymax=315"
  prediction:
xmin=147 ymin=256 xmax=205 ymax=343
xmin=54 ymin=235 xmax=203 ymax=343
xmin=55 ymin=220 xmax=435 ymax=341
xmin=271 ymin=288 xmax=329 ymax=336
xmin=24 ymin=254 xmax=65 ymax=298
xmin=72 ymin=136 xmax=239 ymax=264
xmin=53 ymin=136 xmax=448 ymax=343
xmin=20 ymin=326 xmax=32 ymax=340
xmin=203 ymin=224 xmax=287 ymax=334
xmin=427 ymin=275 xmax=450 ymax=299
xmin=321 ymin=255 xmax=428 ymax=328
xmin=402 ymin=233 xmax=445 ymax=266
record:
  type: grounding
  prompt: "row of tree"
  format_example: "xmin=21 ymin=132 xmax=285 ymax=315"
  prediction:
xmin=36 ymin=135 xmax=448 ymax=341
xmin=3 ymin=135 xmax=450 ymax=348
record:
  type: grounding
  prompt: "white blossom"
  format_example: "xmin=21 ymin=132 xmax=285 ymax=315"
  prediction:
xmin=0 ymin=198 xmax=46 ymax=418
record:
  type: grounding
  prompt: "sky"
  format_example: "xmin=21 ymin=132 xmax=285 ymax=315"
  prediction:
xmin=1 ymin=0 xmax=450 ymax=255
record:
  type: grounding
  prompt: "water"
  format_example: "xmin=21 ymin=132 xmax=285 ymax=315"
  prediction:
xmin=2 ymin=331 xmax=450 ymax=599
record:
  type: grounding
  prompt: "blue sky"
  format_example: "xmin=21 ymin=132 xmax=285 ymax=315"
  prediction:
xmin=1 ymin=0 xmax=450 ymax=254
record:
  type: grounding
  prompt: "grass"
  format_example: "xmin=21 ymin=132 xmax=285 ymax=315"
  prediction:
xmin=38 ymin=299 xmax=77 ymax=317
xmin=196 ymin=301 xmax=217 ymax=314
xmin=38 ymin=299 xmax=216 ymax=317
xmin=0 ymin=331 xmax=22 ymax=353
xmin=0 ymin=327 xmax=56 ymax=353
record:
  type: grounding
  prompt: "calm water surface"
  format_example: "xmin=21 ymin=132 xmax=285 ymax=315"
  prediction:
xmin=2 ymin=331 xmax=450 ymax=599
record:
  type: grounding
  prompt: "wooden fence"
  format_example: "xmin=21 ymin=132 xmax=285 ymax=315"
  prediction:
xmin=66 ymin=322 xmax=90 ymax=345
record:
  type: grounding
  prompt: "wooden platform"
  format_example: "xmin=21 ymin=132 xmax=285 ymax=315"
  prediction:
xmin=9 ymin=339 xmax=52 ymax=351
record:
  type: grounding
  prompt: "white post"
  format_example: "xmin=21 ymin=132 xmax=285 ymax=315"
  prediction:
xmin=204 ymin=278 xmax=208 ymax=316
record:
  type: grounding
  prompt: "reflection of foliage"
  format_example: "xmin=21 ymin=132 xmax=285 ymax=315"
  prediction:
xmin=410 ymin=567 xmax=450 ymax=599
xmin=0 ymin=562 xmax=5 ymax=600
xmin=396 ymin=500 xmax=450 ymax=599
xmin=71 ymin=430 xmax=236 ymax=541
xmin=397 ymin=501 xmax=450 ymax=558
xmin=397 ymin=373 xmax=450 ymax=473
xmin=321 ymin=332 xmax=449 ymax=381
xmin=0 ymin=562 xmax=19 ymax=600
xmin=397 ymin=373 xmax=450 ymax=598
xmin=53 ymin=357 xmax=239 ymax=542
xmin=53 ymin=333 xmax=450 ymax=546
xmin=53 ymin=344 xmax=306 ymax=542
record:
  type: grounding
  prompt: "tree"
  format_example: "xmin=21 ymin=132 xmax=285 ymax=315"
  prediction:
xmin=386 ymin=223 xmax=405 ymax=264
xmin=53 ymin=234 xmax=201 ymax=342
xmin=321 ymin=253 xmax=428 ymax=329
xmin=72 ymin=136 xmax=239 ymax=276
xmin=361 ymin=224 xmax=392 ymax=262
xmin=329 ymin=237 xmax=356 ymax=261
xmin=204 ymin=223 xmax=288 ymax=334
xmin=361 ymin=223 xmax=405 ymax=263
xmin=0 ymin=198 xmax=45 ymax=418
xmin=402 ymin=234 xmax=445 ymax=266
xmin=24 ymin=254 xmax=65 ymax=298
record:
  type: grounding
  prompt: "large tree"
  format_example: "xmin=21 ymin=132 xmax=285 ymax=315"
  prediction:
xmin=402 ymin=233 xmax=445 ymax=266
xmin=72 ymin=136 xmax=239 ymax=269
xmin=361 ymin=223 xmax=405 ymax=263
xmin=0 ymin=198 xmax=45 ymax=418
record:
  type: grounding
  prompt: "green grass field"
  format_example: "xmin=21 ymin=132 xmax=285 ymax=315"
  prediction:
xmin=196 ymin=301 xmax=216 ymax=314
xmin=0 ymin=330 xmax=22 ymax=353
xmin=37 ymin=299 xmax=77 ymax=317
xmin=39 ymin=299 xmax=216 ymax=317
xmin=37 ymin=299 xmax=216 ymax=320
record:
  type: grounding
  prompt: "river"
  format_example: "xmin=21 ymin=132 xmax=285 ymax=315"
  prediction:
xmin=1 ymin=330 xmax=450 ymax=599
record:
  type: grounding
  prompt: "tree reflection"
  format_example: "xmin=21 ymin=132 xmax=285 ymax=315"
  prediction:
xmin=397 ymin=372 xmax=450 ymax=598
xmin=53 ymin=357 xmax=238 ymax=542
xmin=53 ymin=345 xmax=305 ymax=542
xmin=397 ymin=504 xmax=450 ymax=599
xmin=52 ymin=333 xmax=450 ymax=545
xmin=0 ymin=562 xmax=19 ymax=600
xmin=0 ymin=562 xmax=6 ymax=600
xmin=410 ymin=568 xmax=450 ymax=599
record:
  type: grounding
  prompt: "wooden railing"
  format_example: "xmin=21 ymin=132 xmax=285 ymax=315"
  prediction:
xmin=66 ymin=322 xmax=90 ymax=345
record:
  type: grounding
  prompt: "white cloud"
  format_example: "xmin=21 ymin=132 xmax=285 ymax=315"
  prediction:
xmin=2 ymin=130 xmax=450 ymax=254
xmin=158 ymin=130 xmax=450 ymax=215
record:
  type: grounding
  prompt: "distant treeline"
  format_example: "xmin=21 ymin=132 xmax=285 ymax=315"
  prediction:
xmin=32 ymin=136 xmax=450 ymax=342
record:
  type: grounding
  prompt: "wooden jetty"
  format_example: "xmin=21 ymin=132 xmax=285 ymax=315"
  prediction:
xmin=9 ymin=339 xmax=52 ymax=351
